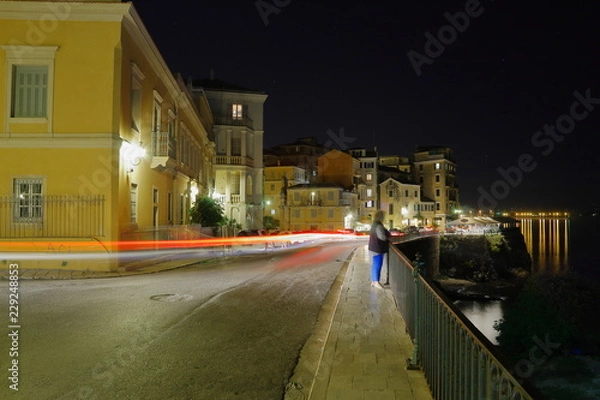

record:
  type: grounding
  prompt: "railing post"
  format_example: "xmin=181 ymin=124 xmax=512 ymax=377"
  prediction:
xmin=408 ymin=252 xmax=425 ymax=370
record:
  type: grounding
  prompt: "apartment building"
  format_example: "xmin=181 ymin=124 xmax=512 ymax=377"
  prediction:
xmin=0 ymin=0 xmax=213 ymax=270
xmin=190 ymin=77 xmax=267 ymax=230
xmin=264 ymin=165 xmax=308 ymax=228
xmin=412 ymin=146 xmax=460 ymax=226
xmin=378 ymin=178 xmax=435 ymax=229
xmin=284 ymin=184 xmax=357 ymax=231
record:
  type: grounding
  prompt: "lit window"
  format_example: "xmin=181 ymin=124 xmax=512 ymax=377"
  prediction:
xmin=232 ymin=104 xmax=243 ymax=119
xmin=366 ymin=173 xmax=372 ymax=181
xmin=435 ymin=162 xmax=441 ymax=170
xmin=367 ymin=189 xmax=372 ymax=197
xmin=13 ymin=178 xmax=43 ymax=222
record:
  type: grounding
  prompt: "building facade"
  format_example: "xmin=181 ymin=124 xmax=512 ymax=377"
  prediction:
xmin=284 ymin=184 xmax=357 ymax=231
xmin=191 ymin=78 xmax=267 ymax=230
xmin=0 ymin=0 xmax=213 ymax=270
xmin=378 ymin=178 xmax=435 ymax=229
xmin=264 ymin=165 xmax=308 ymax=229
xmin=412 ymin=146 xmax=460 ymax=227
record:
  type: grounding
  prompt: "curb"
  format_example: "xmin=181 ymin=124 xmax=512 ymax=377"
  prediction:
xmin=284 ymin=247 xmax=358 ymax=400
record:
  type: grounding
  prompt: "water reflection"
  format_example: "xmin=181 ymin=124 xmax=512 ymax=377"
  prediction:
xmin=521 ymin=218 xmax=570 ymax=275
xmin=454 ymin=300 xmax=503 ymax=345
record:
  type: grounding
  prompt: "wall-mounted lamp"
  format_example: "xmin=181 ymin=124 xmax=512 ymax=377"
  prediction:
xmin=122 ymin=141 xmax=146 ymax=173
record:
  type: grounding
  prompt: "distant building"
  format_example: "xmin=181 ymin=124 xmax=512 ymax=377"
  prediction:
xmin=348 ymin=148 xmax=379 ymax=223
xmin=284 ymin=184 xmax=357 ymax=231
xmin=264 ymin=137 xmax=328 ymax=182
xmin=264 ymin=165 xmax=308 ymax=229
xmin=379 ymin=178 xmax=435 ymax=229
xmin=190 ymin=77 xmax=267 ymax=230
xmin=412 ymin=146 xmax=460 ymax=226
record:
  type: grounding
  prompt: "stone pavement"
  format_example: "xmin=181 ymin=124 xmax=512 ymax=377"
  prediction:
xmin=285 ymin=245 xmax=433 ymax=400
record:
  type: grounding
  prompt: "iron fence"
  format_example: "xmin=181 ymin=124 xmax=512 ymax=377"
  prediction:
xmin=388 ymin=243 xmax=543 ymax=400
xmin=0 ymin=195 xmax=105 ymax=238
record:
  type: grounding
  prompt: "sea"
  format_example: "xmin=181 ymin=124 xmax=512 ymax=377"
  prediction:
xmin=455 ymin=215 xmax=600 ymax=344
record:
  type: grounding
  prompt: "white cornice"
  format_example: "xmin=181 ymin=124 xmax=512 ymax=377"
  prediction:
xmin=0 ymin=1 xmax=129 ymax=22
xmin=0 ymin=132 xmax=120 ymax=148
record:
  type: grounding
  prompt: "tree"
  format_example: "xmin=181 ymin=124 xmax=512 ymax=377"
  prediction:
xmin=189 ymin=196 xmax=224 ymax=227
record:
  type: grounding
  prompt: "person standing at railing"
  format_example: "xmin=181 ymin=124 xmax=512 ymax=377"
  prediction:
xmin=368 ymin=210 xmax=391 ymax=289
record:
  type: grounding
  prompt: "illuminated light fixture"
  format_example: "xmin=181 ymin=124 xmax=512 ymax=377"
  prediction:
xmin=122 ymin=141 xmax=146 ymax=172
xmin=190 ymin=185 xmax=199 ymax=200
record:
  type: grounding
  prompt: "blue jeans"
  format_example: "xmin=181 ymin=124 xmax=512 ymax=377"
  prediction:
xmin=371 ymin=253 xmax=384 ymax=282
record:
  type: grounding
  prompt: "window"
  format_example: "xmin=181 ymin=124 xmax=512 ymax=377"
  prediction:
xmin=232 ymin=103 xmax=243 ymax=119
xmin=405 ymin=190 xmax=409 ymax=197
xmin=366 ymin=189 xmax=372 ymax=197
xmin=436 ymin=189 xmax=440 ymax=197
xmin=12 ymin=65 xmax=48 ymax=118
xmin=327 ymin=191 xmax=334 ymax=201
xmin=130 ymin=184 xmax=138 ymax=223
xmin=130 ymin=63 xmax=144 ymax=134
xmin=365 ymin=200 xmax=374 ymax=208
xmin=293 ymin=210 xmax=300 ymax=218
xmin=270 ymin=184 xmax=275 ymax=191
xmin=328 ymin=209 xmax=334 ymax=218
xmin=435 ymin=162 xmax=441 ymax=170
xmin=436 ymin=202 xmax=441 ymax=211
xmin=366 ymin=173 xmax=372 ymax=181
xmin=388 ymin=204 xmax=394 ymax=215
xmin=3 ymin=46 xmax=58 ymax=127
xmin=13 ymin=178 xmax=43 ymax=222
xmin=167 ymin=193 xmax=173 ymax=222
xmin=311 ymin=209 xmax=317 ymax=218
xmin=152 ymin=91 xmax=163 ymax=132
xmin=270 ymin=209 xmax=276 ymax=215
xmin=435 ymin=174 xmax=440 ymax=182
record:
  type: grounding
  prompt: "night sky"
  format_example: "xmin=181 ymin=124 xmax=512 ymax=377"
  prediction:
xmin=133 ymin=0 xmax=599 ymax=212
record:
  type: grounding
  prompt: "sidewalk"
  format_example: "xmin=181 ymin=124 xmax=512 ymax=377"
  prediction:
xmin=285 ymin=245 xmax=433 ymax=400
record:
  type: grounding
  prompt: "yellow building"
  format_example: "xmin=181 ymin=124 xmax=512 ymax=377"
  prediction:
xmin=378 ymin=178 xmax=435 ymax=229
xmin=284 ymin=184 xmax=357 ymax=232
xmin=264 ymin=165 xmax=308 ymax=229
xmin=0 ymin=0 xmax=213 ymax=271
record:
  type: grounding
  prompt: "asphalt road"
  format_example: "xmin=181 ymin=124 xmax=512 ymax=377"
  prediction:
xmin=0 ymin=238 xmax=365 ymax=400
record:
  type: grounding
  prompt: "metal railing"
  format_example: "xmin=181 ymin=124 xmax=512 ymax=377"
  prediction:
xmin=213 ymin=115 xmax=254 ymax=130
xmin=152 ymin=131 xmax=177 ymax=159
xmin=0 ymin=195 xmax=105 ymax=238
xmin=388 ymin=243 xmax=541 ymax=400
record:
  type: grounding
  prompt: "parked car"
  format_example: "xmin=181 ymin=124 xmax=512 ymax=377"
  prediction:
xmin=236 ymin=229 xmax=266 ymax=237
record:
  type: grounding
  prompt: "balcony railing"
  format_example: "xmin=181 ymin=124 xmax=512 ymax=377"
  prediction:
xmin=152 ymin=131 xmax=177 ymax=159
xmin=0 ymin=195 xmax=105 ymax=238
xmin=213 ymin=115 xmax=254 ymax=130
xmin=214 ymin=155 xmax=254 ymax=167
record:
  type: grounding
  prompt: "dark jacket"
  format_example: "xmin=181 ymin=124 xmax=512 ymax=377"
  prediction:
xmin=368 ymin=221 xmax=390 ymax=254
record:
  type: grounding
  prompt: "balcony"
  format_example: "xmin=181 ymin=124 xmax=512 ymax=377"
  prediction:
xmin=213 ymin=115 xmax=254 ymax=130
xmin=214 ymin=155 xmax=255 ymax=167
xmin=151 ymin=131 xmax=177 ymax=171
